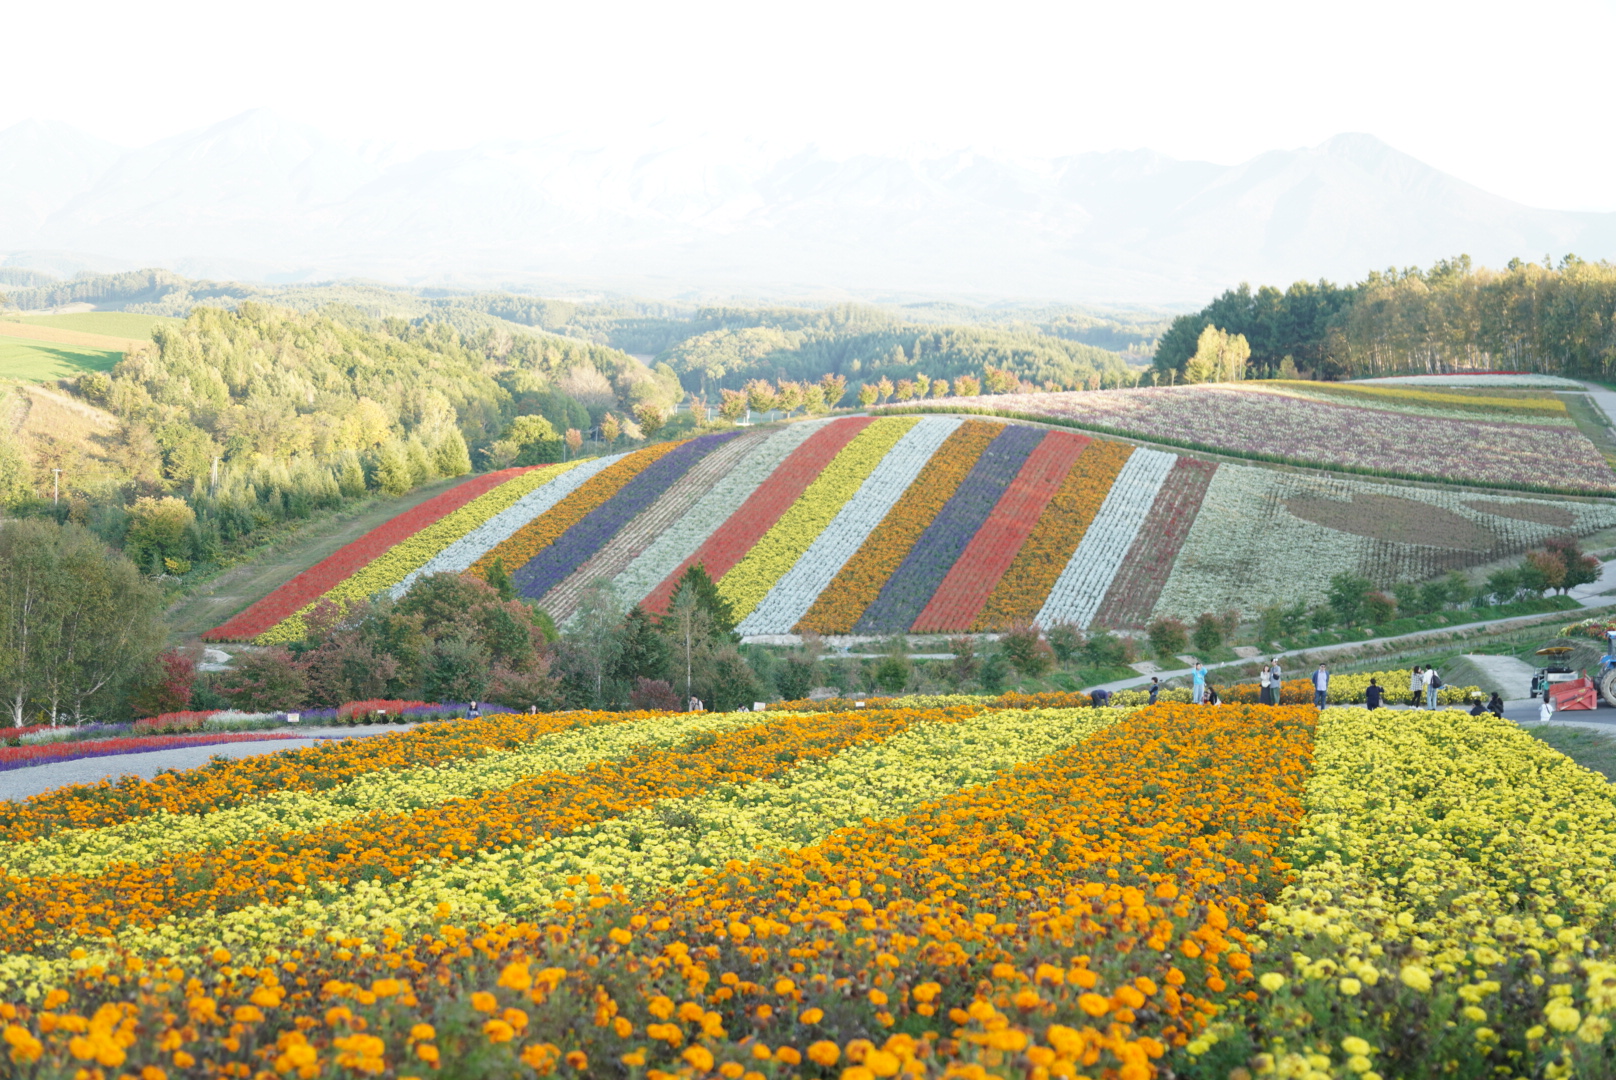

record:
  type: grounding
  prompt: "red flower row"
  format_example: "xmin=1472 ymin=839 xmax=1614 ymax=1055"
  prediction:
xmin=911 ymin=430 xmax=1088 ymax=632
xmin=1091 ymin=457 xmax=1217 ymax=628
xmin=641 ymin=418 xmax=873 ymax=612
xmin=0 ymin=732 xmax=302 ymax=773
xmin=205 ymin=469 xmax=527 ymax=642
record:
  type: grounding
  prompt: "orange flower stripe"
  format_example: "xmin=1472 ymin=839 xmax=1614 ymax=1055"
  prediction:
xmin=974 ymin=436 xmax=1135 ymax=630
xmin=795 ymin=419 xmax=1003 ymax=634
xmin=469 ymin=441 xmax=685 ymax=580
xmin=1 ymin=705 xmax=1314 ymax=1080
xmin=0 ymin=708 xmax=958 ymax=955
xmin=0 ymin=711 xmax=628 ymax=843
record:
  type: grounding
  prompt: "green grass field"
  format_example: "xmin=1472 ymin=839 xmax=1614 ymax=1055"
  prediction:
xmin=0 ymin=335 xmax=123 ymax=381
xmin=9 ymin=312 xmax=178 ymax=338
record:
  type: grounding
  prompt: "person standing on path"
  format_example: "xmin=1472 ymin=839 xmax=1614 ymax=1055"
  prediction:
xmin=1409 ymin=667 xmax=1424 ymax=708
xmin=1488 ymin=691 xmax=1504 ymax=718
xmin=1424 ymin=666 xmax=1441 ymax=710
xmin=1258 ymin=664 xmax=1272 ymax=705
xmin=1365 ymin=678 xmax=1383 ymax=711
xmin=1270 ymin=658 xmax=1283 ymax=701
xmin=1148 ymin=677 xmax=1160 ymax=705
xmin=1192 ymin=662 xmax=1206 ymax=705
xmin=1313 ymin=664 xmax=1329 ymax=708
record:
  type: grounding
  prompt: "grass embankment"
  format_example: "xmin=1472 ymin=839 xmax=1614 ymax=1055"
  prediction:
xmin=164 ymin=475 xmax=480 ymax=639
xmin=1530 ymin=726 xmax=1616 ymax=781
xmin=0 ymin=313 xmax=172 ymax=381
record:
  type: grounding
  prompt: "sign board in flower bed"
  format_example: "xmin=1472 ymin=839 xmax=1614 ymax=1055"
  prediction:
xmin=5 ymin=701 xmax=1612 ymax=1077
xmin=207 ymin=418 xmax=1616 ymax=641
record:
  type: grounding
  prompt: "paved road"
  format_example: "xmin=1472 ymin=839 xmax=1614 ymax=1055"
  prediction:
xmin=0 ymin=725 xmax=416 ymax=802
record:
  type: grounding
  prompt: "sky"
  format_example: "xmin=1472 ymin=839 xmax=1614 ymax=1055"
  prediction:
xmin=4 ymin=0 xmax=1614 ymax=211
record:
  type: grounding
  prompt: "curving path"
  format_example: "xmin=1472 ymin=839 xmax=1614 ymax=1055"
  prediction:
xmin=0 ymin=726 xmax=414 ymax=803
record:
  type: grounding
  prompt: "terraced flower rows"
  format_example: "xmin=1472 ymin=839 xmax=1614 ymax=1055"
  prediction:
xmin=207 ymin=417 xmax=1616 ymax=642
xmin=4 ymin=701 xmax=1614 ymax=1077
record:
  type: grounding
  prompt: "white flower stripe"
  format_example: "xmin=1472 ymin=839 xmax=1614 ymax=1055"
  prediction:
xmin=737 ymin=417 xmax=963 ymax=634
xmin=1036 ymin=448 xmax=1175 ymax=628
xmin=1149 ymin=463 xmax=1616 ymax=619
xmin=608 ymin=421 xmax=831 ymax=607
xmin=543 ymin=430 xmax=770 ymax=622
xmin=390 ymin=453 xmax=624 ymax=597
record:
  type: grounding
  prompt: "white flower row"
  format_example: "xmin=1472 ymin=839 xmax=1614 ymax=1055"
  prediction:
xmin=543 ymin=431 xmax=768 ymax=623
xmin=102 ymin=707 xmax=1126 ymax=959
xmin=1150 ymin=464 xmax=1616 ymax=620
xmin=608 ymin=420 xmax=831 ymax=607
xmin=389 ymin=452 xmax=624 ymax=597
xmin=0 ymin=711 xmax=765 ymax=880
xmin=1354 ymin=373 xmax=1586 ymax=389
xmin=737 ymin=417 xmax=962 ymax=635
xmin=1036 ymin=447 xmax=1176 ymax=628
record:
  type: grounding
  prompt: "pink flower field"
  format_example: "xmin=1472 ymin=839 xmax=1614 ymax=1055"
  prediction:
xmin=909 ymin=385 xmax=1616 ymax=492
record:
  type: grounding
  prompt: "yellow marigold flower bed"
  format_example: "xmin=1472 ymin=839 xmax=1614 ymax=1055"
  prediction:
xmin=1216 ymin=708 xmax=1616 ymax=1078
xmin=974 ymin=437 xmax=1133 ymax=629
xmin=717 ymin=417 xmax=915 ymax=621
xmin=0 ymin=704 xmax=1317 ymax=1079
xmin=795 ymin=420 xmax=1002 ymax=634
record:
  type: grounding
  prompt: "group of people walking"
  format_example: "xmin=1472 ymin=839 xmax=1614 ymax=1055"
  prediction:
xmin=1136 ymin=657 xmax=1505 ymax=715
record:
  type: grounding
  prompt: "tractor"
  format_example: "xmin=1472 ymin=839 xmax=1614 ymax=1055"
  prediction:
xmin=1530 ymin=633 xmax=1616 ymax=708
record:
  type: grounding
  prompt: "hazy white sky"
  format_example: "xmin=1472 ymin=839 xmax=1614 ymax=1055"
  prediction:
xmin=6 ymin=0 xmax=1614 ymax=210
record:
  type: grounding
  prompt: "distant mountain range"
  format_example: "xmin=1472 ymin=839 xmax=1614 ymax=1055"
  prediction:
xmin=2 ymin=111 xmax=1612 ymax=303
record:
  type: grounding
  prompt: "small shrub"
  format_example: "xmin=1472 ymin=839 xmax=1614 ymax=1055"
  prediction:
xmin=629 ymin=677 xmax=680 ymax=712
xmin=1147 ymin=617 xmax=1188 ymax=658
xmin=1191 ymin=613 xmax=1224 ymax=654
xmin=1000 ymin=624 xmax=1054 ymax=678
xmin=1361 ymin=591 xmax=1397 ymax=624
xmin=1046 ymin=622 xmax=1083 ymax=664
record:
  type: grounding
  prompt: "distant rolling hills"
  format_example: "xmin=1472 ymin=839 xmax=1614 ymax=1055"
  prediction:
xmin=3 ymin=112 xmax=1614 ymax=301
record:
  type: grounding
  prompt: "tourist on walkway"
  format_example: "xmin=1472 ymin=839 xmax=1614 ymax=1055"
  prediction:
xmin=1270 ymin=658 xmax=1283 ymax=698
xmin=1409 ymin=667 xmax=1424 ymax=708
xmin=1469 ymin=697 xmax=1487 ymax=717
xmin=1424 ymin=667 xmax=1441 ymax=710
xmin=1258 ymin=665 xmax=1272 ymax=705
xmin=1148 ymin=677 xmax=1160 ymax=705
xmin=1192 ymin=662 xmax=1206 ymax=704
xmin=1313 ymin=664 xmax=1329 ymax=708
xmin=1488 ymin=691 xmax=1504 ymax=718
xmin=1365 ymin=678 xmax=1383 ymax=710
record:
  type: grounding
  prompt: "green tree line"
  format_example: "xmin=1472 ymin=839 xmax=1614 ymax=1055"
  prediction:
xmin=1153 ymin=254 xmax=1616 ymax=381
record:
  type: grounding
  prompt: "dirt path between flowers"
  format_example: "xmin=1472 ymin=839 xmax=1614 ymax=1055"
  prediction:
xmin=165 ymin=476 xmax=476 ymax=641
xmin=0 ymin=725 xmax=416 ymax=802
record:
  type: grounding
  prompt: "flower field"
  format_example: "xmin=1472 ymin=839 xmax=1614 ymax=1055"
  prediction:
xmin=208 ymin=416 xmax=1616 ymax=641
xmin=5 ymin=698 xmax=1610 ymax=1078
xmin=892 ymin=384 xmax=1616 ymax=493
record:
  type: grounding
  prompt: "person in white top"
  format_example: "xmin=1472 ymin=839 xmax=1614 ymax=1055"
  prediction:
xmin=1423 ymin=667 xmax=1439 ymax=710
xmin=1539 ymin=696 xmax=1555 ymax=724
xmin=1258 ymin=665 xmax=1272 ymax=705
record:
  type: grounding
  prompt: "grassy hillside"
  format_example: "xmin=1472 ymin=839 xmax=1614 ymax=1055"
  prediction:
xmin=0 ymin=336 xmax=123 ymax=381
xmin=10 ymin=312 xmax=179 ymax=338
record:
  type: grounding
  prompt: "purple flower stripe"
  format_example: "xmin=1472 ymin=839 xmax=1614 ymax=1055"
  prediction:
xmin=0 ymin=733 xmax=302 ymax=773
xmin=856 ymin=424 xmax=1046 ymax=634
xmin=513 ymin=431 xmax=739 ymax=601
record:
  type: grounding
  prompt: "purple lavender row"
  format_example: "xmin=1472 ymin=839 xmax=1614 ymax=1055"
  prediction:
xmin=855 ymin=424 xmax=1046 ymax=634
xmin=513 ymin=431 xmax=740 ymax=602
xmin=0 ymin=733 xmax=303 ymax=773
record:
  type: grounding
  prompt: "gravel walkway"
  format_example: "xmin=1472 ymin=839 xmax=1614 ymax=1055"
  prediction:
xmin=0 ymin=725 xmax=416 ymax=803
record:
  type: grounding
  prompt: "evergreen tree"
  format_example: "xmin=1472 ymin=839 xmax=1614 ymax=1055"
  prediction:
xmin=433 ymin=428 xmax=472 ymax=477
xmin=662 ymin=563 xmax=736 ymax=638
xmin=613 ymin=605 xmax=671 ymax=685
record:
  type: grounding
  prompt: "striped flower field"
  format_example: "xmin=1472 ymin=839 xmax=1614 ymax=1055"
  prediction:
xmin=206 ymin=416 xmax=1616 ymax=642
xmin=3 ymin=700 xmax=1613 ymax=1078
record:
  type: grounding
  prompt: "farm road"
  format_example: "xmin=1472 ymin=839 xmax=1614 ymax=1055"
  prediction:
xmin=0 ymin=726 xmax=415 ymax=803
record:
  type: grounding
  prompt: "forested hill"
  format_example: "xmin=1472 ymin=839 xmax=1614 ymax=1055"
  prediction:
xmin=1152 ymin=255 xmax=1616 ymax=381
xmin=0 ymin=269 xmax=1161 ymax=400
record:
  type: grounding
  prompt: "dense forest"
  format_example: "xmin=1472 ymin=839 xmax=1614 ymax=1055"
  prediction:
xmin=0 ymin=301 xmax=688 ymax=576
xmin=0 ymin=269 xmax=1157 ymax=400
xmin=1154 ymin=255 xmax=1616 ymax=381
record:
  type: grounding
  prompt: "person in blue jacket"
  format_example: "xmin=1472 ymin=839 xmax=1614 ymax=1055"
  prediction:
xmin=1312 ymin=664 xmax=1329 ymax=708
xmin=1192 ymin=662 xmax=1206 ymax=704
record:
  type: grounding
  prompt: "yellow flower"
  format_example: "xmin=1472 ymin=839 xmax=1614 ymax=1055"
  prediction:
xmin=1340 ymin=1036 xmax=1371 ymax=1056
xmin=1398 ymin=966 xmax=1432 ymax=993
xmin=1338 ymin=978 xmax=1362 ymax=996
xmin=1259 ymin=973 xmax=1287 ymax=992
